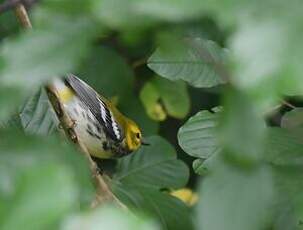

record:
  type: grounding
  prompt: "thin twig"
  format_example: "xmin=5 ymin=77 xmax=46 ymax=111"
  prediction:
xmin=12 ymin=2 xmax=126 ymax=209
xmin=281 ymin=100 xmax=297 ymax=109
xmin=13 ymin=3 xmax=32 ymax=29
xmin=132 ymin=57 xmax=148 ymax=69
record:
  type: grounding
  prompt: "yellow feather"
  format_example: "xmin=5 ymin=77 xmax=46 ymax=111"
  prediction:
xmin=125 ymin=119 xmax=142 ymax=151
xmin=89 ymin=148 xmax=114 ymax=159
xmin=57 ymin=87 xmax=75 ymax=103
xmin=103 ymin=98 xmax=142 ymax=152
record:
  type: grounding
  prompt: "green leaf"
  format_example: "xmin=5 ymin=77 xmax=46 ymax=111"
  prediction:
xmin=195 ymin=0 xmax=282 ymax=27
xmin=62 ymin=206 xmax=158 ymax=230
xmin=229 ymin=19 xmax=303 ymax=109
xmin=262 ymin=128 xmax=303 ymax=228
xmin=148 ymin=37 xmax=227 ymax=88
xmin=140 ymin=77 xmax=190 ymax=120
xmin=196 ymin=1 xmax=303 ymax=109
xmin=219 ymin=89 xmax=266 ymax=166
xmin=281 ymin=108 xmax=303 ymax=129
xmin=112 ymin=136 xmax=191 ymax=230
xmin=0 ymin=1 xmax=99 ymax=121
xmin=0 ymin=86 xmax=25 ymax=121
xmin=77 ymin=46 xmax=134 ymax=100
xmin=132 ymin=0 xmax=206 ymax=21
xmin=0 ymin=128 xmax=94 ymax=229
xmin=192 ymin=153 xmax=220 ymax=176
xmin=264 ymin=128 xmax=303 ymax=167
xmin=112 ymin=183 xmax=193 ymax=230
xmin=34 ymin=0 xmax=93 ymax=16
xmin=19 ymin=88 xmax=58 ymax=135
xmin=1 ymin=164 xmax=77 ymax=230
xmin=152 ymin=77 xmax=190 ymax=119
xmin=0 ymin=11 xmax=20 ymax=39
xmin=0 ymin=129 xmax=94 ymax=210
xmin=0 ymin=18 xmax=95 ymax=90
xmin=272 ymin=166 xmax=303 ymax=229
xmin=235 ymin=6 xmax=303 ymax=107
xmin=92 ymin=0 xmax=207 ymax=30
xmin=178 ymin=108 xmax=221 ymax=159
xmin=0 ymin=113 xmax=23 ymax=130
xmin=140 ymin=81 xmax=167 ymax=121
xmin=273 ymin=167 xmax=303 ymax=229
xmin=192 ymin=159 xmax=205 ymax=175
xmin=258 ymin=128 xmax=303 ymax=227
xmin=114 ymin=136 xmax=189 ymax=189
xmin=198 ymin=160 xmax=274 ymax=230
xmin=93 ymin=0 xmax=154 ymax=30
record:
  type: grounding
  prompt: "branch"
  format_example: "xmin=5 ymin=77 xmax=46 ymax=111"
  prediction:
xmin=14 ymin=2 xmax=32 ymax=29
xmin=0 ymin=0 xmax=37 ymax=14
xmin=12 ymin=2 xmax=126 ymax=209
xmin=46 ymin=86 xmax=126 ymax=209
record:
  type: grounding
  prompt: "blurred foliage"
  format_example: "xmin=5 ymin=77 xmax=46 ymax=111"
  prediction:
xmin=61 ymin=206 xmax=158 ymax=230
xmin=0 ymin=129 xmax=94 ymax=230
xmin=1 ymin=0 xmax=303 ymax=230
xmin=198 ymin=161 xmax=274 ymax=230
xmin=281 ymin=108 xmax=303 ymax=129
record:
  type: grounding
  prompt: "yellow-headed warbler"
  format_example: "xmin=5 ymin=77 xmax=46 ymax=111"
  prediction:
xmin=50 ymin=74 xmax=148 ymax=158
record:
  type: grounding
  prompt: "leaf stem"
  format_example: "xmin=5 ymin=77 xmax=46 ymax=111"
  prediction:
xmin=46 ymin=86 xmax=126 ymax=208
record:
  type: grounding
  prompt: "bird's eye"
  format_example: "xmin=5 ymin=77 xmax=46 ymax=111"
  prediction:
xmin=136 ymin=133 xmax=140 ymax=139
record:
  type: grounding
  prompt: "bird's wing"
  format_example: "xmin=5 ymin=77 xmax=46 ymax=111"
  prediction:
xmin=65 ymin=74 xmax=123 ymax=142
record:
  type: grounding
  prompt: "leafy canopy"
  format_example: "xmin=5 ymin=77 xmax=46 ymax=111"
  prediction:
xmin=1 ymin=0 xmax=303 ymax=230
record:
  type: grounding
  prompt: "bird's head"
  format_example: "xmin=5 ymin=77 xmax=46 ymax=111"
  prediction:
xmin=123 ymin=118 xmax=148 ymax=152
xmin=124 ymin=118 xmax=142 ymax=152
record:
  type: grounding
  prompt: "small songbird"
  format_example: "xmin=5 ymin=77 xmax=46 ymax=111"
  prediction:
xmin=50 ymin=74 xmax=147 ymax=158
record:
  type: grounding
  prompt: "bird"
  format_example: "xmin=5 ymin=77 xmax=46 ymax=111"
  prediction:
xmin=49 ymin=74 xmax=147 ymax=159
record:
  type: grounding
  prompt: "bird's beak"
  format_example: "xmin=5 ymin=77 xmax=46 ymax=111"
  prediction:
xmin=141 ymin=138 xmax=150 ymax=146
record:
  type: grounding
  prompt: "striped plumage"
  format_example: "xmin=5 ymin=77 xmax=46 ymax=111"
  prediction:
xmin=51 ymin=74 xmax=143 ymax=159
